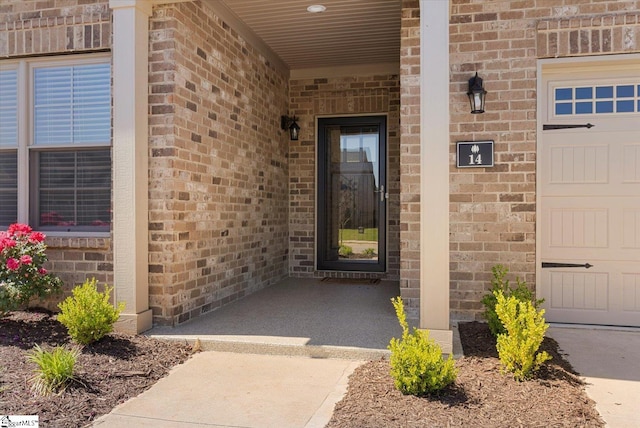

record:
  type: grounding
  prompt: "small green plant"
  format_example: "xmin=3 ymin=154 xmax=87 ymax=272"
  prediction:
xmin=388 ymin=296 xmax=457 ymax=395
xmin=338 ymin=245 xmax=353 ymax=257
xmin=57 ymin=278 xmax=125 ymax=345
xmin=481 ymin=265 xmax=543 ymax=337
xmin=28 ymin=344 xmax=79 ymax=395
xmin=494 ymin=290 xmax=551 ymax=381
xmin=362 ymin=248 xmax=376 ymax=257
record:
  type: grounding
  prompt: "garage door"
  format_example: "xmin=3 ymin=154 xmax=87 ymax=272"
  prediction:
xmin=538 ymin=56 xmax=640 ymax=327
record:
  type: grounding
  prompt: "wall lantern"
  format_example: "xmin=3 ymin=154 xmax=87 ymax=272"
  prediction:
xmin=467 ymin=72 xmax=487 ymax=114
xmin=281 ymin=115 xmax=300 ymax=141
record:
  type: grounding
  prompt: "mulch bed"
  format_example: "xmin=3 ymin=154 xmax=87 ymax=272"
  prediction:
xmin=0 ymin=309 xmax=192 ymax=427
xmin=327 ymin=321 xmax=604 ymax=428
xmin=2 ymin=312 xmax=605 ymax=428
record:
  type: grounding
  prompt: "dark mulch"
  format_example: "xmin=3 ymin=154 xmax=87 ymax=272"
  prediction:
xmin=327 ymin=321 xmax=604 ymax=428
xmin=0 ymin=309 xmax=192 ymax=427
xmin=2 ymin=312 xmax=605 ymax=428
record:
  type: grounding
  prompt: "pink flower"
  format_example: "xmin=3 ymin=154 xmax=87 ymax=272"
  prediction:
xmin=8 ymin=223 xmax=32 ymax=236
xmin=28 ymin=232 xmax=46 ymax=243
xmin=6 ymin=258 xmax=20 ymax=270
xmin=38 ymin=267 xmax=48 ymax=275
xmin=0 ymin=237 xmax=16 ymax=251
xmin=20 ymin=255 xmax=33 ymax=265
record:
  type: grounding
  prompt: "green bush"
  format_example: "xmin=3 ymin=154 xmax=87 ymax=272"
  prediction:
xmin=388 ymin=296 xmax=457 ymax=395
xmin=481 ymin=265 xmax=543 ymax=337
xmin=363 ymin=248 xmax=376 ymax=256
xmin=28 ymin=344 xmax=79 ymax=395
xmin=338 ymin=245 xmax=353 ymax=257
xmin=494 ymin=290 xmax=551 ymax=381
xmin=57 ymin=278 xmax=125 ymax=345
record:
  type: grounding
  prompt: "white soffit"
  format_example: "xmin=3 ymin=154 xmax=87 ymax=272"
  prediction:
xmin=210 ymin=0 xmax=401 ymax=71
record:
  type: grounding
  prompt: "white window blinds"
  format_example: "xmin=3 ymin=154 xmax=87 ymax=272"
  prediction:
xmin=34 ymin=63 xmax=111 ymax=146
xmin=0 ymin=69 xmax=17 ymax=148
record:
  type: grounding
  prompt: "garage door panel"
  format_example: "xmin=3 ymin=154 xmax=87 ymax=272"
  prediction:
xmin=539 ymin=58 xmax=640 ymax=327
xmin=623 ymin=144 xmax=640 ymax=183
xmin=548 ymin=270 xmax=608 ymax=310
xmin=622 ymin=273 xmax=640 ymax=312
xmin=549 ymin=145 xmax=608 ymax=184
xmin=622 ymin=209 xmax=640 ymax=248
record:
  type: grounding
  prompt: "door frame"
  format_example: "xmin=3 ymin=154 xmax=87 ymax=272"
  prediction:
xmin=536 ymin=53 xmax=640 ymax=324
xmin=315 ymin=114 xmax=388 ymax=273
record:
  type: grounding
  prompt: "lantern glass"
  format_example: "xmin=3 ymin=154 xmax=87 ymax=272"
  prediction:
xmin=467 ymin=73 xmax=487 ymax=114
xmin=289 ymin=121 xmax=300 ymax=141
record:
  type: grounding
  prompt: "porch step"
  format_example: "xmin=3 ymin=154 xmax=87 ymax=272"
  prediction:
xmin=148 ymin=334 xmax=391 ymax=360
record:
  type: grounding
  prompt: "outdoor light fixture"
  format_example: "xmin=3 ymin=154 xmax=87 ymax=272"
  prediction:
xmin=467 ymin=72 xmax=487 ymax=114
xmin=281 ymin=115 xmax=300 ymax=141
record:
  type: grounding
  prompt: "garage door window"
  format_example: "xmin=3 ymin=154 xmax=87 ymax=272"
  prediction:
xmin=554 ymin=83 xmax=639 ymax=115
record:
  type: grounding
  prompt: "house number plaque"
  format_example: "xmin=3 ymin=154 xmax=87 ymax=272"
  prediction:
xmin=456 ymin=140 xmax=494 ymax=168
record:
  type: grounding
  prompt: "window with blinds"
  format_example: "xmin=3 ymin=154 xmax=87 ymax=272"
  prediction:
xmin=34 ymin=63 xmax=111 ymax=146
xmin=31 ymin=62 xmax=112 ymax=231
xmin=0 ymin=69 xmax=17 ymax=148
xmin=0 ymin=152 xmax=18 ymax=225
xmin=0 ymin=56 xmax=111 ymax=233
xmin=0 ymin=68 xmax=18 ymax=226
xmin=34 ymin=150 xmax=111 ymax=230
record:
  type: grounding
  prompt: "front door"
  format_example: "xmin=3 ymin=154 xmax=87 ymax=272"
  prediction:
xmin=317 ymin=116 xmax=386 ymax=272
xmin=538 ymin=56 xmax=640 ymax=327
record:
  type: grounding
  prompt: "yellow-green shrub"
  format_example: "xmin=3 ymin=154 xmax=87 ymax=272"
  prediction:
xmin=57 ymin=278 xmax=125 ymax=345
xmin=388 ymin=297 xmax=457 ymax=395
xmin=481 ymin=265 xmax=543 ymax=338
xmin=495 ymin=290 xmax=551 ymax=381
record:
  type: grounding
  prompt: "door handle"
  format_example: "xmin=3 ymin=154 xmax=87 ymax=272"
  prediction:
xmin=541 ymin=262 xmax=593 ymax=269
xmin=374 ymin=185 xmax=386 ymax=202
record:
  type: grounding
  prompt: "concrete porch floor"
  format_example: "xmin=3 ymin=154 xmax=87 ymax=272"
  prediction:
xmin=147 ymin=277 xmax=422 ymax=360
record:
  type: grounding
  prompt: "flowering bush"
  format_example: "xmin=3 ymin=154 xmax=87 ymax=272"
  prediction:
xmin=0 ymin=223 xmax=63 ymax=315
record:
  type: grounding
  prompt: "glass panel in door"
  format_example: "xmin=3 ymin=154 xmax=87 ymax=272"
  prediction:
xmin=317 ymin=116 xmax=386 ymax=272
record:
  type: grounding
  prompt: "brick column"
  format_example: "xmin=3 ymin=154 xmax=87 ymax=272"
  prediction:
xmin=109 ymin=0 xmax=153 ymax=333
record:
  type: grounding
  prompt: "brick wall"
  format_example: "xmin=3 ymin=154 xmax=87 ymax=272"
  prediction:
xmin=288 ymin=74 xmax=401 ymax=280
xmin=449 ymin=0 xmax=640 ymax=321
xmin=0 ymin=0 xmax=110 ymax=56
xmin=147 ymin=1 xmax=290 ymax=325
xmin=399 ymin=0 xmax=421 ymax=314
xmin=0 ymin=0 xmax=113 ymax=308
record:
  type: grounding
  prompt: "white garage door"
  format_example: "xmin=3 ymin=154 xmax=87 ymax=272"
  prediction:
xmin=538 ymin=55 xmax=640 ymax=327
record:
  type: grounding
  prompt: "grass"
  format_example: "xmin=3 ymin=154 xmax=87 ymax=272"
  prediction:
xmin=339 ymin=228 xmax=378 ymax=241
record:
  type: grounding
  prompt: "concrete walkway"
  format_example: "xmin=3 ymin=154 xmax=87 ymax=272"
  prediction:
xmin=547 ymin=326 xmax=640 ymax=428
xmin=94 ymin=352 xmax=362 ymax=428
xmin=93 ymin=279 xmax=638 ymax=427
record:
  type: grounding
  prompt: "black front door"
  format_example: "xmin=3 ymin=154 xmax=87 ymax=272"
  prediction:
xmin=317 ymin=116 xmax=387 ymax=272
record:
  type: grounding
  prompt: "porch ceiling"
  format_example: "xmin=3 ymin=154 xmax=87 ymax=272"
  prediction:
xmin=211 ymin=0 xmax=401 ymax=71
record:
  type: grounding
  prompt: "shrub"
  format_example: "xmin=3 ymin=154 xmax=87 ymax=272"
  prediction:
xmin=57 ymin=278 xmax=125 ymax=345
xmin=481 ymin=264 xmax=543 ymax=337
xmin=494 ymin=290 xmax=551 ymax=381
xmin=338 ymin=245 xmax=353 ymax=257
xmin=388 ymin=296 xmax=457 ymax=395
xmin=0 ymin=223 xmax=63 ymax=315
xmin=28 ymin=344 xmax=79 ymax=395
xmin=363 ymin=248 xmax=376 ymax=257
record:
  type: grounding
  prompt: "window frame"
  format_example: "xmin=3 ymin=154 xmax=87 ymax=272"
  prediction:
xmin=0 ymin=53 xmax=112 ymax=237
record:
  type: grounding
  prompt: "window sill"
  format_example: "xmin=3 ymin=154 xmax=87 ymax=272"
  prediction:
xmin=44 ymin=233 xmax=111 ymax=250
